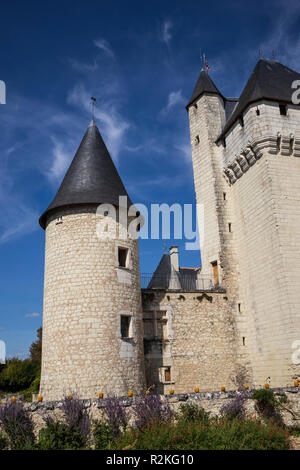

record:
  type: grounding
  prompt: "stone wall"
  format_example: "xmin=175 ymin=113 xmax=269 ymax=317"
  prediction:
xmin=15 ymin=387 xmax=300 ymax=436
xmin=40 ymin=205 xmax=146 ymax=401
xmin=142 ymin=289 xmax=249 ymax=394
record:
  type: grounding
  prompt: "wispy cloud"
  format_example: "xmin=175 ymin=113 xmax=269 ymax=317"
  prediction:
xmin=25 ymin=312 xmax=40 ymax=318
xmin=67 ymin=83 xmax=130 ymax=159
xmin=162 ymin=20 xmax=173 ymax=47
xmin=47 ymin=138 xmax=72 ymax=183
xmin=94 ymin=38 xmax=115 ymax=60
xmin=160 ymin=90 xmax=185 ymax=115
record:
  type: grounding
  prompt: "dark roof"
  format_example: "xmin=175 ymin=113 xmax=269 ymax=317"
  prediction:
xmin=39 ymin=120 xmax=132 ymax=229
xmin=147 ymin=254 xmax=200 ymax=290
xmin=217 ymin=58 xmax=300 ymax=141
xmin=186 ymin=70 xmax=223 ymax=109
xmin=224 ymin=98 xmax=239 ymax=121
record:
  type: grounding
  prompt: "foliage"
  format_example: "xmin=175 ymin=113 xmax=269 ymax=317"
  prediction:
xmin=93 ymin=420 xmax=114 ymax=450
xmin=38 ymin=420 xmax=86 ymax=450
xmin=0 ymin=358 xmax=40 ymax=393
xmin=220 ymin=393 xmax=247 ymax=420
xmin=61 ymin=396 xmax=91 ymax=441
xmin=103 ymin=396 xmax=128 ymax=437
xmin=29 ymin=327 xmax=42 ymax=364
xmin=133 ymin=394 xmax=173 ymax=429
xmin=0 ymin=432 xmax=8 ymax=450
xmin=114 ymin=416 xmax=290 ymax=450
xmin=252 ymin=388 xmax=286 ymax=425
xmin=178 ymin=403 xmax=210 ymax=425
xmin=0 ymin=401 xmax=35 ymax=450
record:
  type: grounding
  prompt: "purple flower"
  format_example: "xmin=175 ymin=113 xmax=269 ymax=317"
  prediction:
xmin=104 ymin=396 xmax=128 ymax=437
xmin=61 ymin=396 xmax=91 ymax=439
xmin=0 ymin=401 xmax=35 ymax=449
xmin=133 ymin=394 xmax=173 ymax=429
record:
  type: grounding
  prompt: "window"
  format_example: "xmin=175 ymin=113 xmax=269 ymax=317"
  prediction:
xmin=238 ymin=303 xmax=241 ymax=313
xmin=223 ymin=192 xmax=226 ymax=201
xmin=242 ymin=337 xmax=246 ymax=346
xmin=256 ymin=108 xmax=260 ymax=116
xmin=164 ymin=367 xmax=171 ymax=382
xmin=239 ymin=116 xmax=244 ymax=127
xmin=222 ymin=138 xmax=226 ymax=148
xmin=118 ymin=247 xmax=128 ymax=268
xmin=228 ymin=222 xmax=232 ymax=233
xmin=55 ymin=216 xmax=63 ymax=225
xmin=279 ymin=104 xmax=287 ymax=116
xmin=121 ymin=315 xmax=131 ymax=338
xmin=211 ymin=261 xmax=219 ymax=286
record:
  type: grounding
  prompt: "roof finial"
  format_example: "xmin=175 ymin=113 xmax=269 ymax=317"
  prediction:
xmin=203 ymin=53 xmax=210 ymax=72
xmin=90 ymin=96 xmax=96 ymax=122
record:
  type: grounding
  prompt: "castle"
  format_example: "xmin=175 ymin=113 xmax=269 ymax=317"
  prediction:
xmin=39 ymin=58 xmax=300 ymax=400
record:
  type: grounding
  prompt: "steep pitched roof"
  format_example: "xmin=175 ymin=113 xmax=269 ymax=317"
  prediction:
xmin=217 ymin=58 xmax=300 ymax=141
xmin=186 ymin=70 xmax=223 ymax=109
xmin=147 ymin=254 xmax=200 ymax=290
xmin=39 ymin=120 xmax=132 ymax=229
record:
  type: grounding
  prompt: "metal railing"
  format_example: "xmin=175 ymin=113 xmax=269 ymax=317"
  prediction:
xmin=140 ymin=272 xmax=214 ymax=291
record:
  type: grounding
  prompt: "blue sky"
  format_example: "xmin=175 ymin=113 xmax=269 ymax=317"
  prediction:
xmin=0 ymin=0 xmax=300 ymax=358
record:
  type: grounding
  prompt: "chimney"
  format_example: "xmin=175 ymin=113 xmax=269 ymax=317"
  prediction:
xmin=170 ymin=246 xmax=179 ymax=271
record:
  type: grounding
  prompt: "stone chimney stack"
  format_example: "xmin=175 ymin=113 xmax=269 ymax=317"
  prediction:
xmin=170 ymin=246 xmax=179 ymax=271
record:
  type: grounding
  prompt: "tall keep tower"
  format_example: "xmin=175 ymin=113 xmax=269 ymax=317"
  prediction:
xmin=39 ymin=119 xmax=146 ymax=400
xmin=188 ymin=59 xmax=300 ymax=388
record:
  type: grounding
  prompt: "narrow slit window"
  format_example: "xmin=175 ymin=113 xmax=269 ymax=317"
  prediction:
xmin=239 ymin=116 xmax=244 ymax=127
xmin=242 ymin=337 xmax=246 ymax=346
xmin=279 ymin=104 xmax=287 ymax=116
xmin=238 ymin=303 xmax=241 ymax=313
xmin=118 ymin=247 xmax=128 ymax=268
xmin=223 ymin=192 xmax=226 ymax=201
xmin=228 ymin=222 xmax=232 ymax=233
xmin=121 ymin=316 xmax=131 ymax=338
xmin=256 ymin=108 xmax=260 ymax=116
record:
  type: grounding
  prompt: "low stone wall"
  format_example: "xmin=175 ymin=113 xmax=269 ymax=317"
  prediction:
xmin=8 ymin=387 xmax=299 ymax=436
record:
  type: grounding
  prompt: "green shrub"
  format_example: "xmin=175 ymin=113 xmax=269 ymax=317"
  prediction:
xmin=178 ymin=404 xmax=210 ymax=425
xmin=0 ymin=432 xmax=8 ymax=450
xmin=252 ymin=389 xmax=285 ymax=425
xmin=114 ymin=417 xmax=290 ymax=450
xmin=38 ymin=421 xmax=86 ymax=450
xmin=0 ymin=358 xmax=40 ymax=393
xmin=0 ymin=401 xmax=36 ymax=450
xmin=93 ymin=420 xmax=114 ymax=450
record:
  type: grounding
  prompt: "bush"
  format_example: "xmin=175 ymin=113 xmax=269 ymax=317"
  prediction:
xmin=0 ymin=358 xmax=40 ymax=393
xmin=0 ymin=401 xmax=35 ymax=450
xmin=178 ymin=403 xmax=210 ymax=425
xmin=252 ymin=389 xmax=285 ymax=425
xmin=133 ymin=395 xmax=173 ymax=429
xmin=38 ymin=420 xmax=86 ymax=450
xmin=0 ymin=432 xmax=8 ymax=450
xmin=220 ymin=393 xmax=247 ymax=420
xmin=103 ymin=396 xmax=128 ymax=438
xmin=93 ymin=421 xmax=114 ymax=450
xmin=114 ymin=416 xmax=290 ymax=450
xmin=61 ymin=396 xmax=91 ymax=442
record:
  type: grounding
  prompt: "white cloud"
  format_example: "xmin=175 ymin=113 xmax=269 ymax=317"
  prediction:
xmin=25 ymin=312 xmax=40 ymax=318
xmin=174 ymin=142 xmax=192 ymax=162
xmin=160 ymin=90 xmax=185 ymax=115
xmin=94 ymin=39 xmax=115 ymax=60
xmin=162 ymin=20 xmax=173 ymax=46
xmin=47 ymin=138 xmax=72 ymax=183
xmin=67 ymin=83 xmax=130 ymax=159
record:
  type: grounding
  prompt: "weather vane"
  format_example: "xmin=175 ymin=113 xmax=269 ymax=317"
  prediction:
xmin=200 ymin=50 xmax=210 ymax=72
xmin=91 ymin=96 xmax=96 ymax=120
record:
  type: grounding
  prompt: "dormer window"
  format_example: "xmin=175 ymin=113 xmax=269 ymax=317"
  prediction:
xmin=279 ymin=104 xmax=287 ymax=116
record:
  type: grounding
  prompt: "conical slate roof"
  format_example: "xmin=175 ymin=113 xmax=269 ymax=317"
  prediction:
xmin=217 ymin=58 xmax=300 ymax=140
xmin=186 ymin=69 xmax=223 ymax=109
xmin=39 ymin=120 xmax=132 ymax=229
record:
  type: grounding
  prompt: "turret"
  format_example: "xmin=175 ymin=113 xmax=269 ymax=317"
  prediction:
xmin=39 ymin=119 xmax=146 ymax=400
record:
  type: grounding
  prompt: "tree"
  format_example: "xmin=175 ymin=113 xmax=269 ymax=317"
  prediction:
xmin=29 ymin=327 xmax=42 ymax=364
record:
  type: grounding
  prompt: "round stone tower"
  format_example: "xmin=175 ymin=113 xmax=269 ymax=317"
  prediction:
xmin=39 ymin=119 xmax=146 ymax=400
